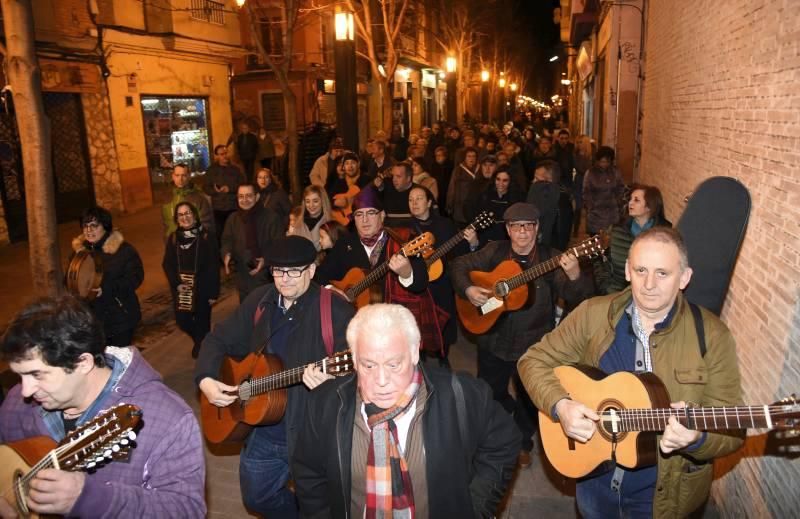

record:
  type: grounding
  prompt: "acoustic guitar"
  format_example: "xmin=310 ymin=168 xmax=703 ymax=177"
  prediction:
xmin=330 ymin=184 xmax=361 ymax=226
xmin=455 ymin=235 xmax=605 ymax=334
xmin=200 ymin=350 xmax=354 ymax=444
xmin=539 ymin=365 xmax=800 ymax=478
xmin=1 ymin=403 xmax=141 ymax=518
xmin=330 ymin=232 xmax=434 ymax=309
xmin=425 ymin=212 xmax=494 ymax=282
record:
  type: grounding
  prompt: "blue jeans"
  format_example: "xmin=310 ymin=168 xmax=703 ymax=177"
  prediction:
xmin=576 ymin=474 xmax=654 ymax=519
xmin=239 ymin=427 xmax=297 ymax=518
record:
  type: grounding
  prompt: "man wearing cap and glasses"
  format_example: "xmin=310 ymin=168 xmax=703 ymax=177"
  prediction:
xmin=196 ymin=236 xmax=355 ymax=518
xmin=451 ymin=202 xmax=592 ymax=468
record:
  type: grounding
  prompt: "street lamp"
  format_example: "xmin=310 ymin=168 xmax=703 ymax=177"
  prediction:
xmin=510 ymin=82 xmax=518 ymax=92
xmin=334 ymin=8 xmax=358 ymax=151
xmin=445 ymin=56 xmax=457 ymax=124
xmin=480 ymin=70 xmax=490 ymax=123
xmin=549 ymin=55 xmax=559 ymax=62
xmin=235 ymin=0 xmax=245 ymax=6
xmin=497 ymin=77 xmax=507 ymax=122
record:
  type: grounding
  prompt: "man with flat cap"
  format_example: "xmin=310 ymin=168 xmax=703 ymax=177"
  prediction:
xmin=196 ymin=235 xmax=355 ymax=518
xmin=450 ymin=202 xmax=593 ymax=467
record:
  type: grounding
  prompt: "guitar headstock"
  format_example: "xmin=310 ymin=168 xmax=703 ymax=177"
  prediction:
xmin=470 ymin=211 xmax=495 ymax=231
xmin=571 ymin=234 xmax=607 ymax=260
xmin=58 ymin=403 xmax=142 ymax=470
xmin=402 ymin=232 xmax=435 ymax=258
xmin=770 ymin=394 xmax=800 ymax=430
xmin=326 ymin=350 xmax=354 ymax=377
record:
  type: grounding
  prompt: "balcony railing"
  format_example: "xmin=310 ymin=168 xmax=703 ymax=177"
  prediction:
xmin=190 ymin=0 xmax=225 ymax=25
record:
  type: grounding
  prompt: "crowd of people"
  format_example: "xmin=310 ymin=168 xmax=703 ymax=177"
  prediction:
xmin=0 ymin=115 xmax=745 ymax=519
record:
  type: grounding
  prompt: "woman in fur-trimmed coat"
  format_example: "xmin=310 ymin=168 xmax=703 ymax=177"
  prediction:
xmin=70 ymin=206 xmax=144 ymax=345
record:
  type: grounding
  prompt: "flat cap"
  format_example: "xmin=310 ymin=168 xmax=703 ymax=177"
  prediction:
xmin=266 ymin=236 xmax=317 ymax=267
xmin=480 ymin=154 xmax=498 ymax=165
xmin=504 ymin=202 xmax=540 ymax=223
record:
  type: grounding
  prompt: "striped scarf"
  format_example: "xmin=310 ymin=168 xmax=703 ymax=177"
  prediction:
xmin=364 ymin=366 xmax=422 ymax=519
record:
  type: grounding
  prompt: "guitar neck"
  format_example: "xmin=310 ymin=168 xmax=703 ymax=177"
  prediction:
xmin=504 ymin=253 xmax=564 ymax=291
xmin=612 ymin=405 xmax=778 ymax=432
xmin=245 ymin=357 xmax=328 ymax=397
xmin=348 ymin=262 xmax=391 ymax=300
xmin=426 ymin=231 xmax=466 ymax=265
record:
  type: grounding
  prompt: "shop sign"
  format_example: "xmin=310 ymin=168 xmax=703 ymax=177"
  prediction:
xmin=577 ymin=45 xmax=593 ymax=81
xmin=40 ymin=59 xmax=101 ymax=94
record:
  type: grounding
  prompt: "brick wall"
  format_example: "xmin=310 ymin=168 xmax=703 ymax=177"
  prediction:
xmin=638 ymin=1 xmax=800 ymax=516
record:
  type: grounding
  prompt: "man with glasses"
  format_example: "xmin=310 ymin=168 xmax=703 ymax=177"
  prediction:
xmin=221 ymin=183 xmax=283 ymax=301
xmin=451 ymin=202 xmax=592 ymax=468
xmin=197 ymin=236 xmax=354 ymax=518
xmin=314 ymin=188 xmax=429 ymax=301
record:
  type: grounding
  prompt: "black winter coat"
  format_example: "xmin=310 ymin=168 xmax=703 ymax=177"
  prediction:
xmin=195 ymin=283 xmax=354 ymax=456
xmin=292 ymin=366 xmax=521 ymax=519
xmin=162 ymin=226 xmax=221 ymax=307
xmin=70 ymin=231 xmax=143 ymax=340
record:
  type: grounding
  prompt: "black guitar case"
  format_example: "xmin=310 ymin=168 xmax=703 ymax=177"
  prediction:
xmin=677 ymin=176 xmax=751 ymax=316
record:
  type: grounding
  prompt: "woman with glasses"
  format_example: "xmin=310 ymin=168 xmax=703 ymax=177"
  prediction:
xmin=162 ymin=201 xmax=220 ymax=358
xmin=69 ymin=206 xmax=144 ymax=346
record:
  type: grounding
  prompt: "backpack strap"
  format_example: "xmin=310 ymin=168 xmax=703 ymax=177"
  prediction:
xmin=319 ymin=286 xmax=334 ymax=356
xmin=689 ymin=302 xmax=706 ymax=358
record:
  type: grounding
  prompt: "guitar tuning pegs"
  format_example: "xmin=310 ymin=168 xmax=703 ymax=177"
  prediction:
xmin=121 ymin=439 xmax=129 ymax=446
xmin=112 ymin=444 xmax=121 ymax=452
xmin=87 ymin=461 xmax=96 ymax=469
xmin=128 ymin=431 xmax=137 ymax=440
xmin=104 ymin=449 xmax=113 ymax=458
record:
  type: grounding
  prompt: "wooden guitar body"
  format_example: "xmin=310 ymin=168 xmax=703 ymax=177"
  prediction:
xmin=200 ymin=353 xmax=288 ymax=444
xmin=427 ymin=258 xmax=444 ymax=282
xmin=0 ymin=437 xmax=57 ymax=519
xmin=331 ymin=184 xmax=361 ymax=226
xmin=329 ymin=268 xmax=379 ymax=309
xmin=455 ymin=260 xmax=528 ymax=335
xmin=539 ymin=366 xmax=671 ymax=479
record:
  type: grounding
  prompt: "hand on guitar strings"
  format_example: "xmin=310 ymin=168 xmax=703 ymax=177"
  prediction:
xmin=462 ymin=228 xmax=479 ymax=248
xmin=388 ymin=254 xmax=413 ymax=279
xmin=26 ymin=468 xmax=85 ymax=515
xmin=659 ymin=401 xmax=702 ymax=454
xmin=199 ymin=377 xmax=239 ymax=407
xmin=303 ymin=364 xmax=335 ymax=390
xmin=465 ymin=286 xmax=493 ymax=307
xmin=556 ymin=398 xmax=600 ymax=443
xmin=559 ymin=252 xmax=581 ymax=281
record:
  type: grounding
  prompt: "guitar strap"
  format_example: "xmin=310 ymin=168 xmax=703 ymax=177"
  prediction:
xmin=253 ymin=285 xmax=335 ymax=356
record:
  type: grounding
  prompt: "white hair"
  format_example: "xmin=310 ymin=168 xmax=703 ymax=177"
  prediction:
xmin=346 ymin=304 xmax=420 ymax=361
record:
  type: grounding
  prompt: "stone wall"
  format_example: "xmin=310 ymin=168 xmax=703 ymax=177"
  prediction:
xmin=82 ymin=90 xmax=124 ymax=212
xmin=639 ymin=1 xmax=800 ymax=516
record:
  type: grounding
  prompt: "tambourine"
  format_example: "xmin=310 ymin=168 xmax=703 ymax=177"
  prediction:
xmin=66 ymin=250 xmax=103 ymax=300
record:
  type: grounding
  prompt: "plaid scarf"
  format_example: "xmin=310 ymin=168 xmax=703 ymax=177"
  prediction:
xmin=364 ymin=366 xmax=422 ymax=519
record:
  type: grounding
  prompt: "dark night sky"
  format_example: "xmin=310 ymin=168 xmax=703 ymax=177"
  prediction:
xmin=508 ymin=0 xmax=562 ymax=101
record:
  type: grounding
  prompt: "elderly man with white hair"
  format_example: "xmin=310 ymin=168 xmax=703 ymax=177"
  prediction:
xmin=293 ymin=304 xmax=521 ymax=518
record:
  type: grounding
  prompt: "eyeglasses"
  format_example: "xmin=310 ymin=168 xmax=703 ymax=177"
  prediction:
xmin=353 ymin=210 xmax=380 ymax=219
xmin=507 ymin=222 xmax=537 ymax=232
xmin=82 ymin=222 xmax=101 ymax=231
xmin=271 ymin=265 xmax=311 ymax=278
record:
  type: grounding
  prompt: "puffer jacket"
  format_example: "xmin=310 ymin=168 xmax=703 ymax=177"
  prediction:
xmin=517 ymin=289 xmax=744 ymax=518
xmin=70 ymin=231 xmax=144 ymax=342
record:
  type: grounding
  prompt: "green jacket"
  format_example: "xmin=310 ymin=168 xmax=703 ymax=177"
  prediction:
xmin=518 ymin=288 xmax=744 ymax=518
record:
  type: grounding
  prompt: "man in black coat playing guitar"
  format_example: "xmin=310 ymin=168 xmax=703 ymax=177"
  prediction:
xmin=450 ymin=202 xmax=593 ymax=468
xmin=196 ymin=236 xmax=354 ymax=518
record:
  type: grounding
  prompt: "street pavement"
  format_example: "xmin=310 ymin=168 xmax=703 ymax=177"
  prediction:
xmin=0 ymin=205 xmax=580 ymax=518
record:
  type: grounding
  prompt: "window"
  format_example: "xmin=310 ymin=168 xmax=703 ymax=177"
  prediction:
xmin=190 ymin=0 xmax=224 ymax=25
xmin=261 ymin=93 xmax=286 ymax=131
xmin=257 ymin=9 xmax=284 ymax=57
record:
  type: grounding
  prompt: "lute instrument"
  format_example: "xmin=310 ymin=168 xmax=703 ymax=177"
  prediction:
xmin=455 ymin=235 xmax=605 ymax=334
xmin=0 ymin=403 xmax=141 ymax=518
xmin=200 ymin=350 xmax=354 ymax=444
xmin=539 ymin=365 xmax=800 ymax=478
xmin=330 ymin=232 xmax=434 ymax=309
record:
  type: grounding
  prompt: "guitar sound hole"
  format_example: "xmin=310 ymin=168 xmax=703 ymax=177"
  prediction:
xmin=13 ymin=470 xmax=30 ymax=516
xmin=597 ymin=399 xmax=628 ymax=443
xmin=495 ymin=281 xmax=509 ymax=298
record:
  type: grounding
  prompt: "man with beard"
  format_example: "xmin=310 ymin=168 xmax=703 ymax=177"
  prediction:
xmin=221 ymin=183 xmax=283 ymax=301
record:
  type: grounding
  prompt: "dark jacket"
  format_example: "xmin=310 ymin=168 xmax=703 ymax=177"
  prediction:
xmin=582 ymin=165 xmax=625 ymax=233
xmin=221 ymin=205 xmax=283 ymax=298
xmin=162 ymin=225 xmax=221 ymax=306
xmin=195 ymin=283 xmax=354 ymax=457
xmin=314 ymin=231 xmax=429 ymax=294
xmin=236 ymin=132 xmax=259 ymax=163
xmin=204 ymin=163 xmax=247 ymax=212
xmin=292 ymin=366 xmax=521 ymax=519
xmin=161 ymin=184 xmax=215 ymax=238
xmin=450 ymin=240 xmax=593 ymax=361
xmin=258 ymin=184 xmax=292 ymax=227
xmin=71 ymin=231 xmax=143 ymax=341
xmin=527 ymin=180 xmax=560 ymax=248
xmin=0 ymin=347 xmax=206 ymax=518
xmin=476 ymin=185 xmax=525 ymax=244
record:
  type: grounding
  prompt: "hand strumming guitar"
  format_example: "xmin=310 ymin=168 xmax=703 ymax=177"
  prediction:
xmin=465 ymin=286 xmax=492 ymax=307
xmin=26 ymin=468 xmax=85 ymax=516
xmin=199 ymin=377 xmax=238 ymax=408
xmin=555 ymin=398 xmax=600 ymax=443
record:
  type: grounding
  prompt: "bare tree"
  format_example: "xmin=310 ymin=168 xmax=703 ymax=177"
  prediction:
xmin=345 ymin=0 xmax=409 ymax=134
xmin=1 ymin=0 xmax=63 ymax=296
xmin=243 ymin=0 xmax=304 ymax=202
xmin=434 ymin=0 xmax=482 ymax=122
